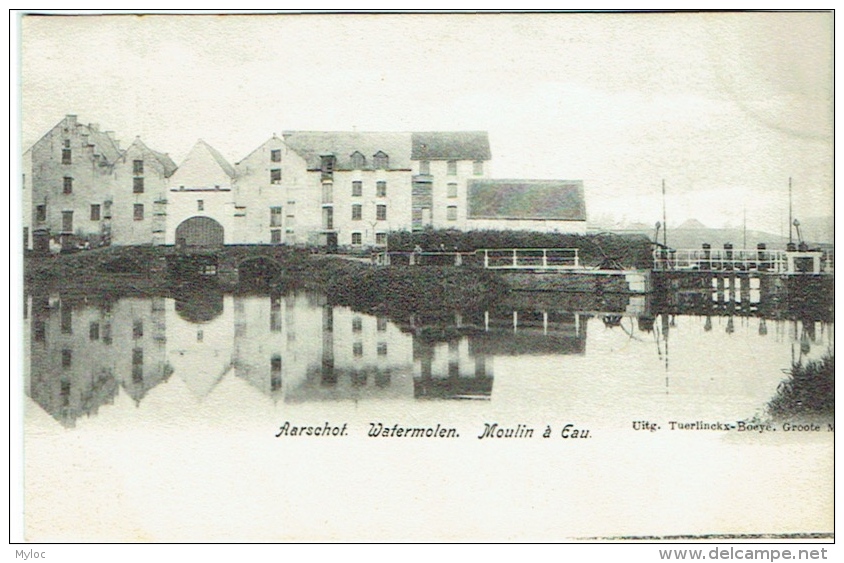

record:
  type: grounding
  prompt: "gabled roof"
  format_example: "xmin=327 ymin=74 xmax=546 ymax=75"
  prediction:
xmin=411 ymin=132 xmax=491 ymax=161
xmin=82 ymin=125 xmax=123 ymax=163
xmin=29 ymin=116 xmax=123 ymax=163
xmin=282 ymin=131 xmax=412 ymax=170
xmin=120 ymin=137 xmax=178 ymax=177
xmin=197 ymin=139 xmax=236 ymax=178
xmin=467 ymin=179 xmax=586 ymax=221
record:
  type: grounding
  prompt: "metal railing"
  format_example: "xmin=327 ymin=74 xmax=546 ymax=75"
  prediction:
xmin=652 ymin=248 xmax=832 ymax=274
xmin=479 ymin=248 xmax=580 ymax=270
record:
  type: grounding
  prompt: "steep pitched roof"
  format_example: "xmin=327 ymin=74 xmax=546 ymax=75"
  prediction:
xmin=411 ymin=132 xmax=491 ymax=161
xmin=81 ymin=124 xmax=122 ymax=163
xmin=467 ymin=179 xmax=586 ymax=221
xmin=197 ymin=139 xmax=236 ymax=178
xmin=282 ymin=131 xmax=412 ymax=170
xmin=121 ymin=137 xmax=178 ymax=177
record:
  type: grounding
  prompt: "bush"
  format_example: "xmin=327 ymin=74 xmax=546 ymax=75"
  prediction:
xmin=768 ymin=352 xmax=834 ymax=419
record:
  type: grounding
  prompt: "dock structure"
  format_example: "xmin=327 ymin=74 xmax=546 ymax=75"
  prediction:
xmin=653 ymin=244 xmax=832 ymax=275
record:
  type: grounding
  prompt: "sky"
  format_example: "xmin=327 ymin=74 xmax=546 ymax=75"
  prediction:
xmin=19 ymin=12 xmax=833 ymax=235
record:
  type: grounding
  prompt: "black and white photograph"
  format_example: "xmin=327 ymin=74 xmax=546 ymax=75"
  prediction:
xmin=14 ymin=11 xmax=834 ymax=544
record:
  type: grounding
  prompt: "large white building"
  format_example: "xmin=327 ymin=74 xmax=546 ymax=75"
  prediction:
xmin=23 ymin=117 xmax=587 ymax=251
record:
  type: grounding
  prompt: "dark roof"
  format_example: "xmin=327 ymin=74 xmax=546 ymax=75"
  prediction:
xmin=411 ymin=132 xmax=491 ymax=161
xmin=467 ymin=179 xmax=586 ymax=221
xmin=283 ymin=131 xmax=412 ymax=170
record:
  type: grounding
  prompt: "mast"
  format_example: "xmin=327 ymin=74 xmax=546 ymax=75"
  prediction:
xmin=788 ymin=177 xmax=793 ymax=244
xmin=743 ymin=207 xmax=747 ymax=248
xmin=662 ymin=179 xmax=667 ymax=249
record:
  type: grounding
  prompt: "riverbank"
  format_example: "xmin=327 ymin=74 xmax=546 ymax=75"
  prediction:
xmin=24 ymin=246 xmax=511 ymax=314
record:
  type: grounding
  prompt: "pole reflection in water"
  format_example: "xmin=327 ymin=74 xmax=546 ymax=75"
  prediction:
xmin=24 ymin=284 xmax=833 ymax=427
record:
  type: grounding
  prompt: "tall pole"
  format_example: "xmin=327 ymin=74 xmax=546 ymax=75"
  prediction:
xmin=662 ymin=179 xmax=667 ymax=249
xmin=788 ymin=177 xmax=793 ymax=244
xmin=743 ymin=207 xmax=747 ymax=248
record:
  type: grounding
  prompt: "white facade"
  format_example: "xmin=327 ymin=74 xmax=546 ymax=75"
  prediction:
xmin=24 ymin=120 xmax=588 ymax=249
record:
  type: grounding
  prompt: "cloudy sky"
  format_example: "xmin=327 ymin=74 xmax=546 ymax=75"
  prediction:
xmin=19 ymin=12 xmax=833 ymax=234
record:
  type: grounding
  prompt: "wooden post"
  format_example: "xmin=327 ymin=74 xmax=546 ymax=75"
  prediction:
xmin=512 ymin=249 xmax=517 ymax=268
xmin=542 ymin=249 xmax=548 ymax=268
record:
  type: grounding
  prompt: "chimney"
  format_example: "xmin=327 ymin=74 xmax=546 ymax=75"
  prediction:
xmin=65 ymin=114 xmax=77 ymax=126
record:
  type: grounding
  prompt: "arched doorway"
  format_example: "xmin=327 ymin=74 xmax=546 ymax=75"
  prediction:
xmin=175 ymin=216 xmax=224 ymax=248
xmin=238 ymin=257 xmax=284 ymax=289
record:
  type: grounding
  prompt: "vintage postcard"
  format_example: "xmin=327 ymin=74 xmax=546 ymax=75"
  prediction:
xmin=15 ymin=11 xmax=833 ymax=544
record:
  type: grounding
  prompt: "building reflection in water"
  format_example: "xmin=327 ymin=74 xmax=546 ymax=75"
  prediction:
xmin=27 ymin=293 xmax=171 ymax=427
xmin=24 ymin=287 xmax=833 ymax=425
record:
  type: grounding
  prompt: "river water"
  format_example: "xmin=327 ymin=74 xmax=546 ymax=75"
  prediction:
xmin=22 ymin=288 xmax=834 ymax=541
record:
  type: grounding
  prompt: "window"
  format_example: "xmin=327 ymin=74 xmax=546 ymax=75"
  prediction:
xmin=89 ymin=322 xmax=100 ymax=341
xmin=473 ymin=160 xmax=484 ymax=175
xmin=90 ymin=204 xmax=101 ymax=221
xmin=271 ymin=356 xmax=282 ymax=391
xmin=103 ymin=323 xmax=112 ymax=345
xmin=134 ymin=204 xmax=144 ymax=221
xmin=62 ymin=147 xmax=71 ymax=165
xmin=377 ymin=317 xmax=388 ymax=332
xmin=133 ymin=177 xmax=144 ymax=193
xmin=351 ymin=204 xmax=362 ymax=221
xmin=132 ymin=349 xmax=144 ymax=383
xmin=271 ymin=168 xmax=281 ymax=184
xmin=352 ymin=181 xmax=362 ymax=197
xmin=270 ymin=149 xmax=281 ymax=162
xmin=61 ymin=306 xmax=72 ymax=333
xmin=63 ymin=176 xmax=73 ymax=194
xmin=271 ymin=229 xmax=282 ymax=244
xmin=375 ymin=232 xmax=386 ymax=246
xmin=61 ymin=349 xmax=72 ymax=368
xmin=271 ymin=310 xmax=282 ymax=333
xmin=133 ymin=160 xmax=144 ymax=175
xmin=351 ymin=151 xmax=365 ymax=169
xmin=377 ymin=342 xmax=388 ymax=356
xmin=321 ymin=155 xmax=335 ymax=174
xmin=133 ymin=320 xmax=144 ymax=340
xmin=322 ymin=182 xmax=333 ymax=204
xmin=447 ymin=160 xmax=457 ymax=175
xmin=419 ymin=160 xmax=430 ymax=175
xmin=323 ymin=207 xmax=334 ymax=230
xmin=36 ymin=205 xmax=46 ymax=222
xmin=270 ymin=206 xmax=283 ymax=227
xmin=352 ymin=317 xmax=363 ymax=332
xmin=103 ymin=200 xmax=112 ymax=219
xmin=376 ymin=181 xmax=387 ymax=197
xmin=373 ymin=151 xmax=388 ymax=169
xmin=447 ymin=206 xmax=457 ymax=221
xmin=62 ymin=210 xmax=73 ymax=232
xmin=351 ymin=232 xmax=362 ymax=245
xmin=376 ymin=204 xmax=387 ymax=221
xmin=353 ymin=342 xmax=363 ymax=357
xmin=197 ymin=200 xmax=204 ymax=212
xmin=447 ymin=182 xmax=458 ymax=198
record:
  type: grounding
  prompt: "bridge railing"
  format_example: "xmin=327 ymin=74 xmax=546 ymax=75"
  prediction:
xmin=479 ymin=248 xmax=580 ymax=270
xmin=654 ymin=248 xmax=790 ymax=273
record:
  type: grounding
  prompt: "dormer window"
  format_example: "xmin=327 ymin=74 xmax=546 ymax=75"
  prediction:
xmin=321 ymin=155 xmax=335 ymax=174
xmin=350 ymin=151 xmax=366 ymax=169
xmin=373 ymin=151 xmax=389 ymax=170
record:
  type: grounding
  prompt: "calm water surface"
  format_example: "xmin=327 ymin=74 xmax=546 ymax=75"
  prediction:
xmin=22 ymin=288 xmax=834 ymax=541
